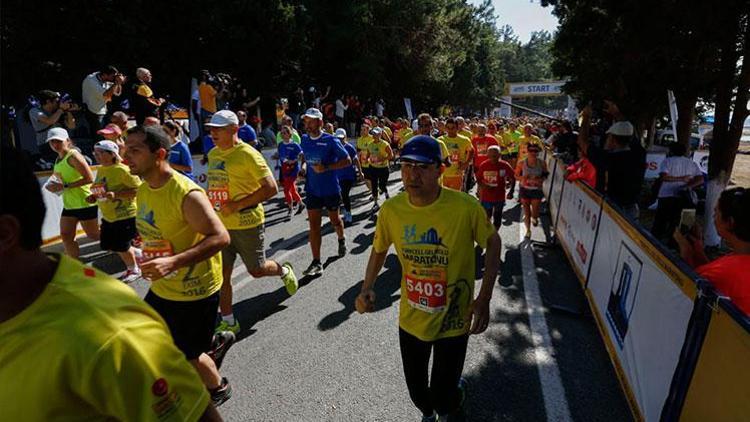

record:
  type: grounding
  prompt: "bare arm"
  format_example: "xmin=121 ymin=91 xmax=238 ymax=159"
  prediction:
xmin=37 ymin=108 xmax=65 ymax=126
xmin=67 ymin=152 xmax=94 ymax=187
xmin=230 ymin=175 xmax=278 ymax=211
xmin=355 ymin=249 xmax=389 ymax=313
xmin=198 ymin=403 xmax=223 ymax=422
xmin=175 ymin=191 xmax=230 ymax=268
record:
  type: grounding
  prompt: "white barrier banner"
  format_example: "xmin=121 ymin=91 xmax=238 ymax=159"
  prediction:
xmin=587 ymin=204 xmax=695 ymax=421
xmin=548 ymin=159 xmax=566 ymax=222
xmin=556 ymin=181 xmax=601 ymax=282
xmin=645 ymin=152 xmax=666 ymax=180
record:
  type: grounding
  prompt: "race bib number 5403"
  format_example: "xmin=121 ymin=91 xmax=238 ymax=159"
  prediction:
xmin=406 ymin=272 xmax=447 ymax=314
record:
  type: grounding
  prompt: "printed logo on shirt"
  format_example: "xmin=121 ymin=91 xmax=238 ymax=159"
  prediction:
xmin=152 ymin=378 xmax=169 ymax=397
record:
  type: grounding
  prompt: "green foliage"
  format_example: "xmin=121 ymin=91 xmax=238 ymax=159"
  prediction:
xmin=1 ymin=0 xmax=554 ymax=112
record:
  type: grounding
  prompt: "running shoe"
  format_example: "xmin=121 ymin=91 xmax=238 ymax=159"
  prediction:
xmin=296 ymin=201 xmax=306 ymax=215
xmin=118 ymin=268 xmax=142 ymax=284
xmin=302 ymin=260 xmax=323 ymax=277
xmin=281 ymin=262 xmax=298 ymax=295
xmin=343 ymin=210 xmax=352 ymax=224
xmin=208 ymin=331 xmax=236 ymax=370
xmin=287 ymin=207 xmax=293 ymax=220
xmin=215 ymin=319 xmax=241 ymax=335
xmin=338 ymin=238 xmax=347 ymax=257
xmin=210 ymin=377 xmax=233 ymax=407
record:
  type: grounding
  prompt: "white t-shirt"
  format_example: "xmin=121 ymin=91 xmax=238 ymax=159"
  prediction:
xmin=375 ymin=101 xmax=384 ymax=117
xmin=657 ymin=156 xmax=702 ymax=198
xmin=335 ymin=99 xmax=347 ymax=118
xmin=81 ymin=72 xmax=113 ymax=115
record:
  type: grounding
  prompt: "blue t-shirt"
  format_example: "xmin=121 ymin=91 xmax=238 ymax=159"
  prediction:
xmin=337 ymin=142 xmax=358 ymax=181
xmin=202 ymin=134 xmax=215 ymax=155
xmin=278 ymin=141 xmax=303 ymax=180
xmin=238 ymin=124 xmax=257 ymax=145
xmin=301 ymin=132 xmax=350 ymax=197
xmin=168 ymin=141 xmax=195 ymax=180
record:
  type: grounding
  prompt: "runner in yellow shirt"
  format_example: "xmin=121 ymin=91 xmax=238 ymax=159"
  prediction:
xmin=355 ymin=135 xmax=501 ymax=421
xmin=518 ymin=123 xmax=543 ymax=163
xmin=364 ymin=127 xmax=394 ymax=211
xmin=0 ymin=148 xmax=222 ymax=422
xmin=205 ymin=110 xmax=298 ymax=335
xmin=504 ymin=121 xmax=522 ymax=169
xmin=125 ymin=124 xmax=234 ymax=406
xmin=438 ymin=117 xmax=474 ymax=191
xmin=357 ymin=122 xmax=375 ymax=196
xmin=86 ymin=140 xmax=142 ymax=283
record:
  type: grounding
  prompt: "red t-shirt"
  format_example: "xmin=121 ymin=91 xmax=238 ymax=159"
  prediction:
xmin=565 ymin=157 xmax=597 ymax=187
xmin=472 ymin=135 xmax=499 ymax=168
xmin=697 ymin=254 xmax=750 ymax=316
xmin=477 ymin=159 xmax=515 ymax=202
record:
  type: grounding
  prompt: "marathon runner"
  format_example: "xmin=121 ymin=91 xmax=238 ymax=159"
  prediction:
xmin=470 ymin=124 xmax=499 ymax=195
xmin=476 ymin=145 xmax=516 ymax=230
xmin=518 ymin=123 xmax=543 ymax=163
xmin=124 ymin=125 xmax=234 ymax=406
xmin=438 ymin=117 xmax=474 ymax=191
xmin=515 ymin=143 xmax=548 ymax=238
xmin=0 ymin=147 xmax=223 ymax=422
xmin=299 ymin=108 xmax=352 ymax=276
xmin=503 ymin=121 xmax=522 ymax=169
xmin=205 ymin=110 xmax=299 ymax=335
xmin=335 ymin=128 xmax=363 ymax=225
xmin=277 ymin=124 xmax=305 ymax=218
xmin=43 ymin=127 xmax=100 ymax=258
xmin=365 ymin=126 xmax=394 ymax=212
xmin=355 ymin=135 xmax=501 ymax=422
xmin=86 ymin=140 xmax=143 ymax=283
xmin=357 ymin=122 xmax=374 ymax=196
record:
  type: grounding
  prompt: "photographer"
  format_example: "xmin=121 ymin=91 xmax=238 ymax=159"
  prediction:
xmin=81 ymin=65 xmax=124 ymax=139
xmin=29 ymin=90 xmax=78 ymax=163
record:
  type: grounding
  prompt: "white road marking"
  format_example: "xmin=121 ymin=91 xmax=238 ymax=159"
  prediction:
xmin=518 ymin=223 xmax=573 ymax=421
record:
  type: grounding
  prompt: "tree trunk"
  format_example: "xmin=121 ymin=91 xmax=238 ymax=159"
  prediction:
xmin=705 ymin=17 xmax=749 ymax=246
xmin=675 ymin=94 xmax=697 ymax=148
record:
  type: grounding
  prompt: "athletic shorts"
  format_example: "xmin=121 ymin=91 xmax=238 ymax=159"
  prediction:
xmin=362 ymin=167 xmax=374 ymax=179
xmin=481 ymin=200 xmax=505 ymax=210
xmin=304 ymin=193 xmax=341 ymax=211
xmin=222 ymin=225 xmax=266 ymax=271
xmin=519 ymin=187 xmax=544 ymax=201
xmin=100 ymin=217 xmax=137 ymax=252
xmin=144 ymin=291 xmax=219 ymax=360
xmin=61 ymin=205 xmax=98 ymax=220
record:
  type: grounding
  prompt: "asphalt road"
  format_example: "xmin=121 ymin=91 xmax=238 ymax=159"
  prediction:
xmin=43 ymin=148 xmax=634 ymax=422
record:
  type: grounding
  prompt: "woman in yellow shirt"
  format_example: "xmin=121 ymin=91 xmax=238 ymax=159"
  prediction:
xmin=43 ymin=128 xmax=99 ymax=258
xmin=365 ymin=127 xmax=394 ymax=210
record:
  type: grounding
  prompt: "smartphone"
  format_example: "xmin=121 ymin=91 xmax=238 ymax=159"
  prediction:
xmin=679 ymin=209 xmax=696 ymax=234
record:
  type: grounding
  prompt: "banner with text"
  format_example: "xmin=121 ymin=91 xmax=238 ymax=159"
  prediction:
xmin=555 ymin=181 xmax=602 ymax=284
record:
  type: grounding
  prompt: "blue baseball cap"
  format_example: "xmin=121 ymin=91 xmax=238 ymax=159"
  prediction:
xmin=399 ymin=135 xmax=442 ymax=164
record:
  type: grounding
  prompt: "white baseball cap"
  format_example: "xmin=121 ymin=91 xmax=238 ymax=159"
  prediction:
xmin=303 ymin=108 xmax=323 ymax=120
xmin=46 ymin=127 xmax=69 ymax=142
xmin=370 ymin=127 xmax=383 ymax=136
xmin=606 ymin=121 xmax=634 ymax=137
xmin=94 ymin=140 xmax=122 ymax=160
xmin=334 ymin=128 xmax=347 ymax=139
xmin=205 ymin=110 xmax=239 ymax=127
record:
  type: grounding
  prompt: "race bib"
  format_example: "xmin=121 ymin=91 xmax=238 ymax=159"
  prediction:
xmin=477 ymin=143 xmax=488 ymax=155
xmin=450 ymin=151 xmax=460 ymax=162
xmin=91 ymin=182 xmax=107 ymax=201
xmin=139 ymin=239 xmax=176 ymax=280
xmin=208 ymin=186 xmax=230 ymax=210
xmin=483 ymin=171 xmax=499 ymax=187
xmin=405 ymin=269 xmax=447 ymax=314
xmin=369 ymin=156 xmax=382 ymax=164
xmin=526 ymin=177 xmax=543 ymax=188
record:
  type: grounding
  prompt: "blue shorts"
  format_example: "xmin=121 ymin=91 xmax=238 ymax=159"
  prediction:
xmin=304 ymin=193 xmax=341 ymax=211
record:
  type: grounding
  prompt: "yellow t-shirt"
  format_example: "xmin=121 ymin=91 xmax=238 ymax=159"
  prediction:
xmin=366 ymin=140 xmax=391 ymax=168
xmin=373 ymin=189 xmax=494 ymax=341
xmin=436 ymin=138 xmax=450 ymax=163
xmin=136 ymin=173 xmax=222 ymax=301
xmin=357 ymin=136 xmax=373 ymax=168
xmin=93 ymin=163 xmax=141 ymax=222
xmin=0 ymin=254 xmax=209 ymax=421
xmin=400 ymin=130 xmax=415 ymax=148
xmin=381 ymin=126 xmax=393 ymax=143
xmin=518 ymin=135 xmax=543 ymax=161
xmin=137 ymin=83 xmax=153 ymax=98
xmin=438 ymin=135 xmax=473 ymax=177
xmin=207 ymin=142 xmax=271 ymax=230
xmin=397 ymin=128 xmax=413 ymax=146
xmin=198 ymin=82 xmax=217 ymax=113
xmin=459 ymin=128 xmax=473 ymax=139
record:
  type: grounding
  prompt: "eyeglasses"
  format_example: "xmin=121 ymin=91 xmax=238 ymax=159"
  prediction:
xmin=401 ymin=161 xmax=435 ymax=170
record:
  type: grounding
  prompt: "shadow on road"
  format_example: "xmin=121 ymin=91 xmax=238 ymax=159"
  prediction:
xmin=316 ymin=253 xmax=401 ymax=331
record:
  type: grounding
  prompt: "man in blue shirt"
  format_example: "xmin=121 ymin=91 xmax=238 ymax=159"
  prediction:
xmin=300 ymin=108 xmax=351 ymax=276
xmin=237 ymin=110 xmax=259 ymax=149
xmin=334 ymin=128 xmax=362 ymax=225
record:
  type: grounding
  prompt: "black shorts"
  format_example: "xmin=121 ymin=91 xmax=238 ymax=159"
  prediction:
xmin=61 ymin=206 xmax=98 ymax=220
xmin=100 ymin=218 xmax=137 ymax=252
xmin=304 ymin=193 xmax=341 ymax=211
xmin=362 ymin=167 xmax=374 ymax=179
xmin=519 ymin=187 xmax=544 ymax=201
xmin=144 ymin=291 xmax=220 ymax=360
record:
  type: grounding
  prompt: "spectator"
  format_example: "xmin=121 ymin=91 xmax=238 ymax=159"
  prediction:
xmin=198 ymin=70 xmax=218 ymax=121
xmin=652 ymin=143 xmax=704 ymax=243
xmin=110 ymin=111 xmax=129 ymax=134
xmin=97 ymin=123 xmax=124 ymax=153
xmin=131 ymin=67 xmax=163 ymax=125
xmin=163 ymin=120 xmax=194 ymax=181
xmin=335 ymin=94 xmax=348 ymax=129
xmin=237 ymin=110 xmax=258 ymax=148
xmin=674 ymin=187 xmax=750 ymax=316
xmin=375 ymin=98 xmax=385 ymax=118
xmin=81 ymin=65 xmax=124 ymax=139
xmin=553 ymin=121 xmax=578 ymax=163
xmin=582 ymin=108 xmax=646 ymax=220
xmin=564 ymin=144 xmax=597 ymax=188
xmin=29 ymin=90 xmax=77 ymax=163
xmin=288 ymin=87 xmax=305 ymax=128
